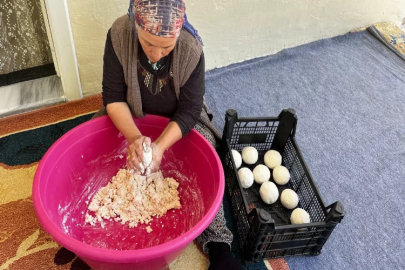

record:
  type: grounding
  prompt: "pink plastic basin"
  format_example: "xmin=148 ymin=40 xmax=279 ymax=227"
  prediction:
xmin=33 ymin=115 xmax=224 ymax=270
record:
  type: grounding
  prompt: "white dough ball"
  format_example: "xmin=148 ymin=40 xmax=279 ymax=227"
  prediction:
xmin=143 ymin=147 xmax=152 ymax=167
xmin=273 ymin=165 xmax=290 ymax=185
xmin=280 ymin=189 xmax=299 ymax=209
xmin=231 ymin=149 xmax=242 ymax=169
xmin=238 ymin=167 xmax=254 ymax=188
xmin=253 ymin=164 xmax=271 ymax=184
xmin=290 ymin=208 xmax=310 ymax=224
xmin=259 ymin=181 xmax=279 ymax=204
xmin=264 ymin=150 xmax=282 ymax=169
xmin=241 ymin=146 xmax=258 ymax=165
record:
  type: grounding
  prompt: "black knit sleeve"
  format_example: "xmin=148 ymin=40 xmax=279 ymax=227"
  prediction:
xmin=170 ymin=52 xmax=205 ymax=136
xmin=101 ymin=29 xmax=127 ymax=106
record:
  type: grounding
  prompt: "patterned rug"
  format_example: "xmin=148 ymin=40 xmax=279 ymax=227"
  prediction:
xmin=0 ymin=95 xmax=288 ymax=270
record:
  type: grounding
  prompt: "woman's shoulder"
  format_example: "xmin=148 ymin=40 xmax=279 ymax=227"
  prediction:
xmin=176 ymin=29 xmax=203 ymax=56
xmin=110 ymin=15 xmax=135 ymax=53
xmin=111 ymin=15 xmax=132 ymax=34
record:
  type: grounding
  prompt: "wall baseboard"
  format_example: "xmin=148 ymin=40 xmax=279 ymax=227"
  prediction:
xmin=0 ymin=63 xmax=57 ymax=87
xmin=0 ymin=96 xmax=66 ymax=118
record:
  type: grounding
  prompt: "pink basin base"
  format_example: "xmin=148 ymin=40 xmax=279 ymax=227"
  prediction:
xmin=80 ymin=251 xmax=182 ymax=270
xmin=33 ymin=115 xmax=224 ymax=270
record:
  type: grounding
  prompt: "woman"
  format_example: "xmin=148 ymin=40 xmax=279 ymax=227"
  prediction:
xmin=97 ymin=0 xmax=244 ymax=269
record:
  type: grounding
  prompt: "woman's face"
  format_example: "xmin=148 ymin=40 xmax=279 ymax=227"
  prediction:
xmin=137 ymin=27 xmax=177 ymax=63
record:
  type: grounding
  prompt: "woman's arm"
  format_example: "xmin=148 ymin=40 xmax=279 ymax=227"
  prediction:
xmin=170 ymin=52 xmax=205 ymax=135
xmin=147 ymin=53 xmax=205 ymax=172
xmin=106 ymin=102 xmax=150 ymax=171
xmin=106 ymin=102 xmax=141 ymax=142
xmin=155 ymin=121 xmax=182 ymax=151
xmin=102 ymin=30 xmax=150 ymax=171
xmin=147 ymin=121 xmax=182 ymax=173
xmin=156 ymin=52 xmax=205 ymax=149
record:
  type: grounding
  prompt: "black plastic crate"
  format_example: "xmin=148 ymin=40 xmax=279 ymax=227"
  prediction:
xmin=220 ymin=109 xmax=344 ymax=263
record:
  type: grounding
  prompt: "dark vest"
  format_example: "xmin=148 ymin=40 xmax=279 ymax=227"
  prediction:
xmin=110 ymin=15 xmax=221 ymax=138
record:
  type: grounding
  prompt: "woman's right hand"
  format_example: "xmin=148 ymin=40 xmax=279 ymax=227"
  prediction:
xmin=126 ymin=135 xmax=151 ymax=173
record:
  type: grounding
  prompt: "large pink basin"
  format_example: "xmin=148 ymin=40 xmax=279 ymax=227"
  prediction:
xmin=33 ymin=115 xmax=224 ymax=270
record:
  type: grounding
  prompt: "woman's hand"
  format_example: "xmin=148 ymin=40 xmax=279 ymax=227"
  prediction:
xmin=126 ymin=135 xmax=151 ymax=173
xmin=126 ymin=121 xmax=182 ymax=174
xmin=144 ymin=121 xmax=182 ymax=174
xmin=147 ymin=142 xmax=165 ymax=174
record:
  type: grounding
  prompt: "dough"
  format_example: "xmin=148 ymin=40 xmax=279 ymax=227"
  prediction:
xmin=138 ymin=143 xmax=153 ymax=175
xmin=238 ymin=167 xmax=254 ymax=188
xmin=253 ymin=164 xmax=270 ymax=184
xmin=273 ymin=165 xmax=290 ymax=185
xmin=231 ymin=149 xmax=242 ymax=169
xmin=264 ymin=150 xmax=282 ymax=169
xmin=290 ymin=208 xmax=310 ymax=224
xmin=241 ymin=146 xmax=258 ymax=165
xmin=143 ymin=142 xmax=152 ymax=167
xmin=259 ymin=181 xmax=279 ymax=204
xmin=85 ymin=170 xmax=181 ymax=229
xmin=280 ymin=189 xmax=299 ymax=209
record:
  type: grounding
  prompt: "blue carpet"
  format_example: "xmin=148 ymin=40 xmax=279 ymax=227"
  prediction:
xmin=205 ymin=30 xmax=405 ymax=270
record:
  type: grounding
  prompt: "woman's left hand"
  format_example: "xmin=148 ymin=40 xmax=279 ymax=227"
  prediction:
xmin=147 ymin=142 xmax=165 ymax=174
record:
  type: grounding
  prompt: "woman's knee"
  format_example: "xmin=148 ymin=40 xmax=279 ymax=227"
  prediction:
xmin=92 ymin=107 xmax=108 ymax=119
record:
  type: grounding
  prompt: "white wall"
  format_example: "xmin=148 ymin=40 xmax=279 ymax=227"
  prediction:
xmin=66 ymin=0 xmax=405 ymax=96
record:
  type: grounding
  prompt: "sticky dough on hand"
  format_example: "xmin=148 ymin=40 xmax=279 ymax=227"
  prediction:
xmin=143 ymin=142 xmax=152 ymax=167
xmin=139 ymin=142 xmax=152 ymax=175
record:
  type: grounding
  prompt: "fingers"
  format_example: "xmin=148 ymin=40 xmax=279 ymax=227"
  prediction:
xmin=126 ymin=147 xmax=140 ymax=172
xmin=126 ymin=135 xmax=167 ymax=175
xmin=149 ymin=143 xmax=164 ymax=173
xmin=143 ymin=137 xmax=152 ymax=150
xmin=126 ymin=135 xmax=156 ymax=173
xmin=126 ymin=135 xmax=145 ymax=171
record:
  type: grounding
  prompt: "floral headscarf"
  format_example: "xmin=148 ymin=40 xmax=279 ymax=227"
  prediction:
xmin=129 ymin=0 xmax=186 ymax=38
